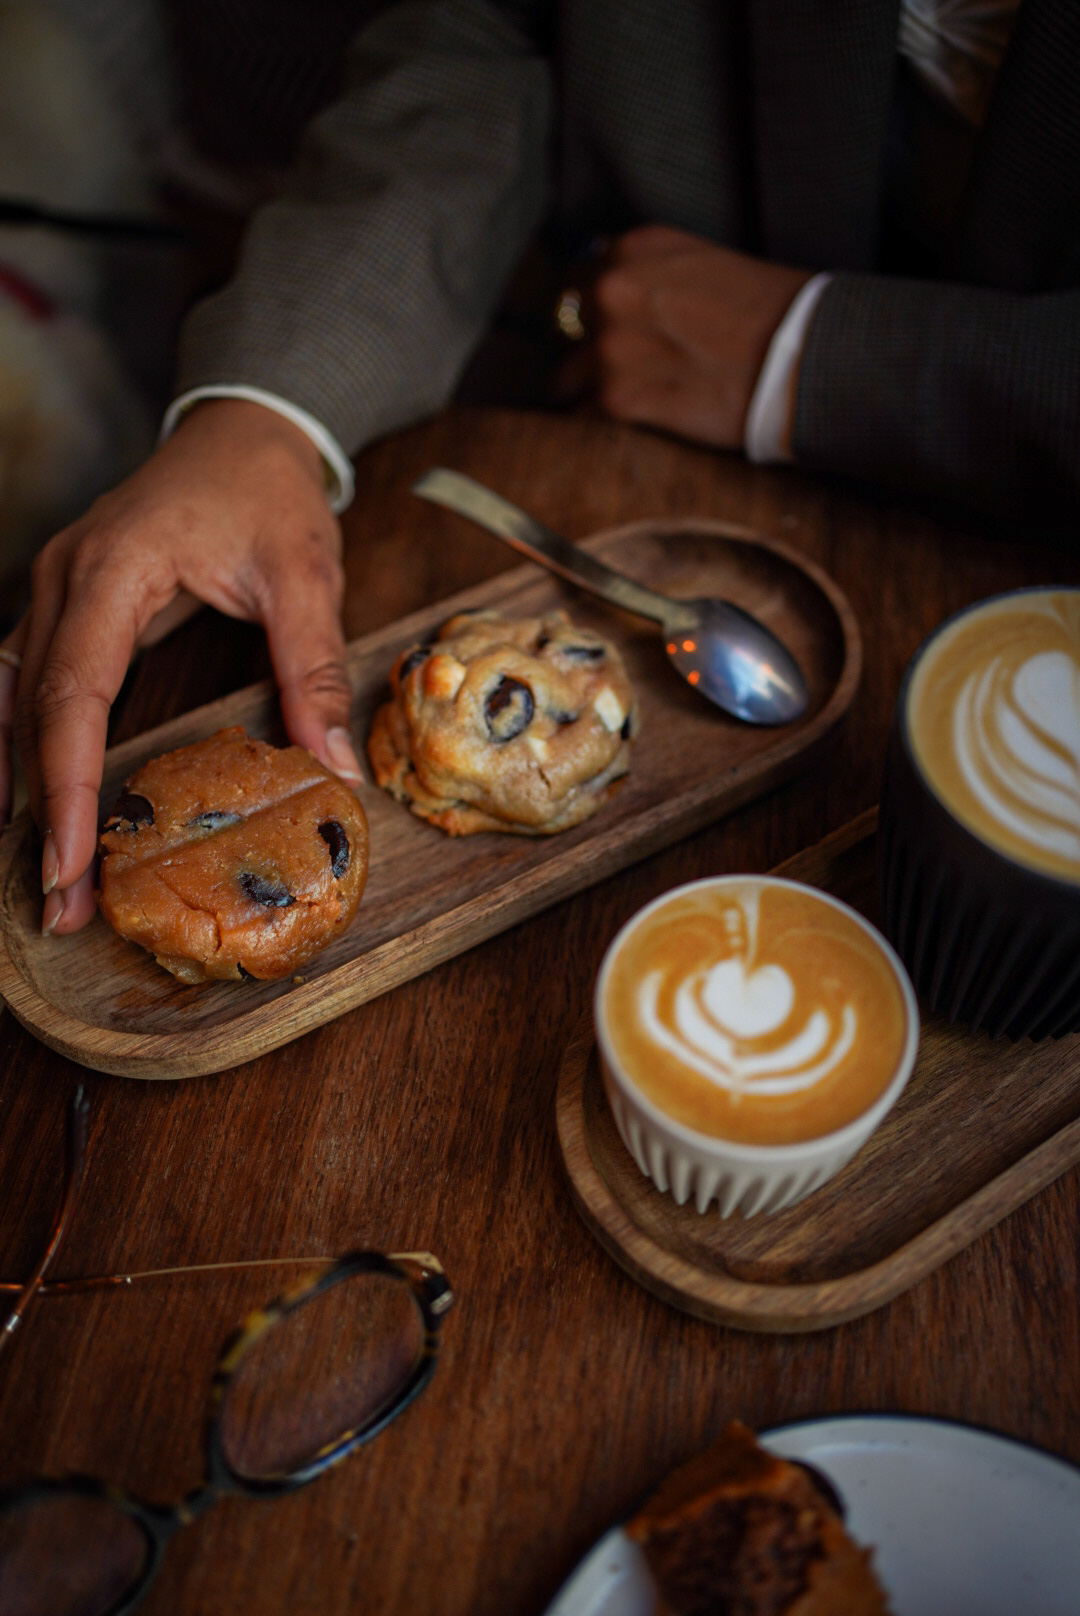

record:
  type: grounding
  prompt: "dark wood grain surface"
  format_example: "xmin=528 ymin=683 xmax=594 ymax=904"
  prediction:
xmin=1 ymin=407 xmax=1078 ymax=1616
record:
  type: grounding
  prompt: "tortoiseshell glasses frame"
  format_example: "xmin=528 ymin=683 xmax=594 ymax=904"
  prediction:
xmin=0 ymin=1087 xmax=453 ymax=1616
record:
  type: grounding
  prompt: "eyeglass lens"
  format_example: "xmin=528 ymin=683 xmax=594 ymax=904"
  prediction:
xmin=0 ymin=1490 xmax=149 ymax=1616
xmin=220 ymin=1268 xmax=425 ymax=1480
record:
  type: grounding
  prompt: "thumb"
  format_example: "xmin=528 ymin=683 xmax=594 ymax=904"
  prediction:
xmin=261 ymin=555 xmax=361 ymax=787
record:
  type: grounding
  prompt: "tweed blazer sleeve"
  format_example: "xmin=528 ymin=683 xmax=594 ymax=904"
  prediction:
xmin=174 ymin=0 xmax=553 ymax=458
xmin=794 ymin=273 xmax=1080 ymax=528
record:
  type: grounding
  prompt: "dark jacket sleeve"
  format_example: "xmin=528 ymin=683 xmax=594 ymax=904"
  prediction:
xmin=793 ymin=272 xmax=1080 ymax=528
xmin=175 ymin=0 xmax=553 ymax=456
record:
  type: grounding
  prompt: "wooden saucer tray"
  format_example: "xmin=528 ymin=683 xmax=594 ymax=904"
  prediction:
xmin=556 ymin=808 xmax=1080 ymax=1332
xmin=0 ymin=520 xmax=859 ymax=1079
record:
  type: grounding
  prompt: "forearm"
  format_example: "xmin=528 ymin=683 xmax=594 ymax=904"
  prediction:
xmin=793 ymin=273 xmax=1080 ymax=527
xmin=175 ymin=0 xmax=554 ymax=457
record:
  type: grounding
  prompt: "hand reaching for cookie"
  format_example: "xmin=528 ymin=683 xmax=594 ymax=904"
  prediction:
xmin=0 ymin=398 xmax=362 ymax=938
xmin=556 ymin=226 xmax=811 ymax=451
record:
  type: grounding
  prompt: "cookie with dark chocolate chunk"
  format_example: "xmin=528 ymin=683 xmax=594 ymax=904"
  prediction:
xmin=99 ymin=727 xmax=368 ymax=983
xmin=367 ymin=609 xmax=637 ymax=835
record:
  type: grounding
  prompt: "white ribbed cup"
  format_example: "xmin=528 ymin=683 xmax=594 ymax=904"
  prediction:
xmin=594 ymin=877 xmax=919 ymax=1217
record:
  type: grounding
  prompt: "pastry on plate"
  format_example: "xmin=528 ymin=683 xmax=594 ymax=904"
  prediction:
xmin=98 ymin=726 xmax=368 ymax=984
xmin=367 ymin=608 xmax=637 ymax=835
xmin=625 ymin=1420 xmax=890 ymax=1615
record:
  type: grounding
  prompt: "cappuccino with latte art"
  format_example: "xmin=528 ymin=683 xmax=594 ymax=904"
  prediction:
xmin=880 ymin=587 xmax=1080 ymax=1040
xmin=906 ymin=591 xmax=1080 ymax=884
xmin=595 ymin=876 xmax=918 ymax=1215
xmin=600 ymin=880 xmax=910 ymax=1146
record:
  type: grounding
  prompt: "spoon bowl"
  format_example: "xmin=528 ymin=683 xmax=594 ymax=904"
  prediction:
xmin=413 ymin=469 xmax=810 ymax=726
xmin=659 ymin=597 xmax=809 ymax=725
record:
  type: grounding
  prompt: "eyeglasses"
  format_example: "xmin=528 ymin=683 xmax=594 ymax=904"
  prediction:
xmin=0 ymin=1088 xmax=453 ymax=1616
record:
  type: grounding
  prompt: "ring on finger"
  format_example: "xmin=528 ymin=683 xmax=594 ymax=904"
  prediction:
xmin=0 ymin=648 xmax=22 ymax=672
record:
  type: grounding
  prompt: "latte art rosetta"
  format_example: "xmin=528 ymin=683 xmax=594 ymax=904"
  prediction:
xmin=954 ymin=649 xmax=1080 ymax=865
xmin=639 ymin=958 xmax=856 ymax=1096
xmin=909 ymin=591 xmax=1080 ymax=883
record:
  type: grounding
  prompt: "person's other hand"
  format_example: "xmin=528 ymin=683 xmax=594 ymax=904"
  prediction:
xmin=557 ymin=226 xmax=811 ymax=450
xmin=0 ymin=397 xmax=361 ymax=937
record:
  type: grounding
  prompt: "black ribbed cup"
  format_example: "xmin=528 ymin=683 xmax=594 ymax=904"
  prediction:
xmin=879 ymin=596 xmax=1080 ymax=1042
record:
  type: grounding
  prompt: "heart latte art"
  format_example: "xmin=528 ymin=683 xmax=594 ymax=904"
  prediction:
xmin=600 ymin=881 xmax=910 ymax=1146
xmin=640 ymin=950 xmax=856 ymax=1098
xmin=908 ymin=591 xmax=1080 ymax=883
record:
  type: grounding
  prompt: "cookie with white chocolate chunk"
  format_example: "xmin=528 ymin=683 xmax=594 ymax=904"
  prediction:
xmin=367 ymin=609 xmax=637 ymax=835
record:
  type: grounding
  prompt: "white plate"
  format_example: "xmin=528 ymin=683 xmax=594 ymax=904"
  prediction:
xmin=544 ymin=1415 xmax=1080 ymax=1616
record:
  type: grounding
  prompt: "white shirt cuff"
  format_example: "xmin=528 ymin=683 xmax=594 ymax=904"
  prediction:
xmin=744 ymin=273 xmax=832 ymax=465
xmin=161 ymin=385 xmax=356 ymax=514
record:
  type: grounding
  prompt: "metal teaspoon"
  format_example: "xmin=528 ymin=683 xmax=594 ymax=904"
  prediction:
xmin=412 ymin=468 xmax=810 ymax=725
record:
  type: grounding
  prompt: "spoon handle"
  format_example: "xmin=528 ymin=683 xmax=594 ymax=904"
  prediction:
xmin=413 ymin=467 xmax=683 ymax=625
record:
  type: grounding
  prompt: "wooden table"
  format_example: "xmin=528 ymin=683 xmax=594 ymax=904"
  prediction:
xmin=1 ymin=407 xmax=1078 ymax=1615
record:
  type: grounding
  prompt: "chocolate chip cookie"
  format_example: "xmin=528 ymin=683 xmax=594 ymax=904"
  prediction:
xmin=99 ymin=727 xmax=368 ymax=983
xmin=367 ymin=609 xmax=637 ymax=835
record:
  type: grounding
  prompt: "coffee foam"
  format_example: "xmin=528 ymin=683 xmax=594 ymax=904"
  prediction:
xmin=908 ymin=591 xmax=1080 ymax=883
xmin=599 ymin=879 xmax=911 ymax=1146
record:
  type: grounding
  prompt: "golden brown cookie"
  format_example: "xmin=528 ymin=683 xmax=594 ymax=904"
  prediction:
xmin=367 ymin=608 xmax=637 ymax=835
xmin=99 ymin=727 xmax=368 ymax=983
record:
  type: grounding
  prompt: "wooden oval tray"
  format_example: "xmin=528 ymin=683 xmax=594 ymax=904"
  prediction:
xmin=556 ymin=809 xmax=1080 ymax=1332
xmin=0 ymin=520 xmax=859 ymax=1079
